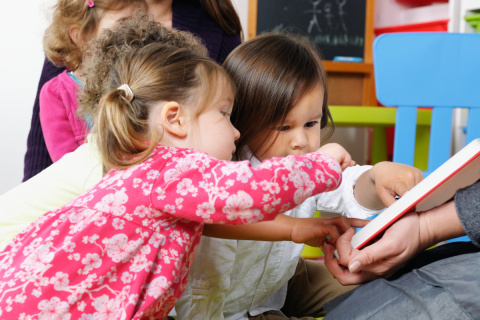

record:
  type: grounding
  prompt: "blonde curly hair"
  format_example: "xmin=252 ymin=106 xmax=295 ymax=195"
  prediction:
xmin=78 ymin=11 xmax=208 ymax=119
xmin=78 ymin=12 xmax=233 ymax=170
xmin=43 ymin=0 xmax=148 ymax=70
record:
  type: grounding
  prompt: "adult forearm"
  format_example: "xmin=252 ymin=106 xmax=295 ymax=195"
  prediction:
xmin=419 ymin=201 xmax=466 ymax=248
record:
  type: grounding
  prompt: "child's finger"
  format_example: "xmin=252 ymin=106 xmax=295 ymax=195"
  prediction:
xmin=376 ymin=185 xmax=399 ymax=207
xmin=347 ymin=218 xmax=370 ymax=228
xmin=321 ymin=224 xmax=340 ymax=243
xmin=323 ymin=216 xmax=351 ymax=233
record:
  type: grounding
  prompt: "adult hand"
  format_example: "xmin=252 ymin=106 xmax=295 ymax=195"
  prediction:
xmin=324 ymin=212 xmax=425 ymax=285
xmin=324 ymin=201 xmax=466 ymax=285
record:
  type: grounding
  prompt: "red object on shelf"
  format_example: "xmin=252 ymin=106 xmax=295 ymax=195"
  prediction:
xmin=397 ymin=0 xmax=448 ymax=4
xmin=375 ymin=19 xmax=449 ymax=36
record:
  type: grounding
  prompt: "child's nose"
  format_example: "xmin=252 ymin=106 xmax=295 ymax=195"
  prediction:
xmin=233 ymin=126 xmax=241 ymax=141
xmin=291 ymin=131 xmax=308 ymax=149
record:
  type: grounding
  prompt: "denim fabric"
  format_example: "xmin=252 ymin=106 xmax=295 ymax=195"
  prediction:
xmin=324 ymin=252 xmax=480 ymax=320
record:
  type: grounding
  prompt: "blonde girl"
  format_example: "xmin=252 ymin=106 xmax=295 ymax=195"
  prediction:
xmin=0 ymin=34 xmax=357 ymax=319
xmin=25 ymin=0 xmax=243 ymax=180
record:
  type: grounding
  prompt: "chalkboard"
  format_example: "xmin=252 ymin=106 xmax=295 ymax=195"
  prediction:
xmin=256 ymin=0 xmax=367 ymax=61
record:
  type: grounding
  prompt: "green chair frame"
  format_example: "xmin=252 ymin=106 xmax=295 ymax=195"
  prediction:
xmin=329 ymin=106 xmax=432 ymax=171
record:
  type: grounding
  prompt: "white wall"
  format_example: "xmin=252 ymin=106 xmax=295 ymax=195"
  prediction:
xmin=0 ymin=0 xmax=54 ymax=195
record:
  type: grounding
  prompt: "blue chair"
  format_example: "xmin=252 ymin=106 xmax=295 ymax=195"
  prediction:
xmin=374 ymin=33 xmax=480 ymax=242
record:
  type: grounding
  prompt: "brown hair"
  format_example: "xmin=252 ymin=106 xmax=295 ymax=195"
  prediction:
xmin=43 ymin=0 xmax=148 ymax=71
xmin=223 ymin=33 xmax=334 ymax=160
xmin=78 ymin=11 xmax=208 ymax=119
xmin=200 ymin=0 xmax=243 ymax=40
xmin=86 ymin=42 xmax=234 ymax=169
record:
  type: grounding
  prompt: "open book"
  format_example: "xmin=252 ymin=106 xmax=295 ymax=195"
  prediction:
xmin=335 ymin=138 xmax=480 ymax=259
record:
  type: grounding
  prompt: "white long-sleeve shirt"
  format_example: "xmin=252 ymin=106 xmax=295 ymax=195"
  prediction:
xmin=172 ymin=152 xmax=383 ymax=320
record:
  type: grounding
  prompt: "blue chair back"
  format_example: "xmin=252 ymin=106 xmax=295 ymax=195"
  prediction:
xmin=374 ymin=33 xmax=480 ymax=176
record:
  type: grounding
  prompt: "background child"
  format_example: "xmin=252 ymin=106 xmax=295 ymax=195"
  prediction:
xmin=25 ymin=0 xmax=243 ymax=180
xmin=0 ymin=39 xmax=358 ymax=320
xmin=39 ymin=0 xmax=148 ymax=163
xmin=172 ymin=33 xmax=424 ymax=320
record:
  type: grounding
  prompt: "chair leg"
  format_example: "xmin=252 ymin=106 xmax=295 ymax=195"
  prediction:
xmin=428 ymin=107 xmax=453 ymax=173
xmin=393 ymin=106 xmax=417 ymax=166
xmin=414 ymin=125 xmax=430 ymax=172
xmin=371 ymin=126 xmax=387 ymax=165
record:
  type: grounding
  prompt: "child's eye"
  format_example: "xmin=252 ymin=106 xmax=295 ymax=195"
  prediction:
xmin=221 ymin=111 xmax=231 ymax=117
xmin=304 ymin=121 xmax=319 ymax=128
xmin=277 ymin=125 xmax=290 ymax=132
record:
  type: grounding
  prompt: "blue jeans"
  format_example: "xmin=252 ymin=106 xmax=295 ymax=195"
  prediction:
xmin=324 ymin=243 xmax=480 ymax=320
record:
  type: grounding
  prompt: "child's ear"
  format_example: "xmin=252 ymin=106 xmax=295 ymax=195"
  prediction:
xmin=69 ymin=26 xmax=80 ymax=45
xmin=159 ymin=101 xmax=188 ymax=138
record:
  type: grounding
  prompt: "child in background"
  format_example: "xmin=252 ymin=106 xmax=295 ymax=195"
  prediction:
xmin=39 ymin=0 xmax=150 ymax=162
xmin=26 ymin=0 xmax=243 ymax=181
xmin=0 ymin=40 xmax=361 ymax=319
xmin=172 ymin=34 xmax=424 ymax=320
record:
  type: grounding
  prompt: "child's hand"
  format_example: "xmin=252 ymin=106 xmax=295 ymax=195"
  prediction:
xmin=369 ymin=162 xmax=423 ymax=208
xmin=290 ymin=216 xmax=369 ymax=248
xmin=317 ymin=143 xmax=356 ymax=171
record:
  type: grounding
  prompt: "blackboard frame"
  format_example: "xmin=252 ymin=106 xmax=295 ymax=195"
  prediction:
xmin=248 ymin=0 xmax=376 ymax=106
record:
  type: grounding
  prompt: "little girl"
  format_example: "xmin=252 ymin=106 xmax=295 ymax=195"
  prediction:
xmin=172 ymin=34 xmax=424 ymax=319
xmin=0 ymin=14 xmax=208 ymax=251
xmin=39 ymin=0 xmax=147 ymax=162
xmin=0 ymin=42 xmax=354 ymax=319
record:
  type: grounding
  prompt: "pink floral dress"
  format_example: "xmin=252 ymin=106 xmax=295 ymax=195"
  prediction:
xmin=0 ymin=145 xmax=342 ymax=320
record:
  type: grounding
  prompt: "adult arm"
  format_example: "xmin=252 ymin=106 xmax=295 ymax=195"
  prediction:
xmin=324 ymin=181 xmax=480 ymax=285
xmin=23 ymin=58 xmax=66 ymax=181
xmin=0 ymin=134 xmax=102 ymax=251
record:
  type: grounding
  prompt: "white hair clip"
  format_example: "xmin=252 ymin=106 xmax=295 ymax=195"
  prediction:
xmin=117 ymin=84 xmax=135 ymax=102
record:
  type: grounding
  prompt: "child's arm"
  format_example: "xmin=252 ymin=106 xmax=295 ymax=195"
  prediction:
xmin=202 ymin=214 xmax=368 ymax=246
xmin=39 ymin=77 xmax=84 ymax=162
xmin=151 ymin=149 xmax=342 ymax=226
xmin=353 ymin=162 xmax=423 ymax=210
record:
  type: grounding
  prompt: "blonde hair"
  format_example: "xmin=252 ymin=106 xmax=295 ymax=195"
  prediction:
xmin=91 ymin=43 xmax=234 ymax=170
xmin=78 ymin=11 xmax=208 ymax=119
xmin=43 ymin=0 xmax=147 ymax=70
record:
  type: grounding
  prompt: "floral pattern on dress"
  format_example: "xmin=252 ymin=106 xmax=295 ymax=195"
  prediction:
xmin=0 ymin=145 xmax=341 ymax=319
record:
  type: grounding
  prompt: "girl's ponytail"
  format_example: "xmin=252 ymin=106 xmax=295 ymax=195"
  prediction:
xmin=84 ymin=39 xmax=234 ymax=172
xmin=96 ymin=85 xmax=157 ymax=170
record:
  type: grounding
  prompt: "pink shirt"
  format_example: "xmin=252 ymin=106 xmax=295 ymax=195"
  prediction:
xmin=39 ymin=71 xmax=88 ymax=162
xmin=0 ymin=146 xmax=341 ymax=319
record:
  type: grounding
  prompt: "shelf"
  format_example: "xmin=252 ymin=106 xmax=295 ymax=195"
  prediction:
xmin=323 ymin=61 xmax=374 ymax=74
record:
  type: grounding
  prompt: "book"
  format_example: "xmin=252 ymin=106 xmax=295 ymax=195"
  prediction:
xmin=335 ymin=138 xmax=480 ymax=260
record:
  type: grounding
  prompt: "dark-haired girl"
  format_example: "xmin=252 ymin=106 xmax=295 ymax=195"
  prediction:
xmin=173 ymin=34 xmax=424 ymax=320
